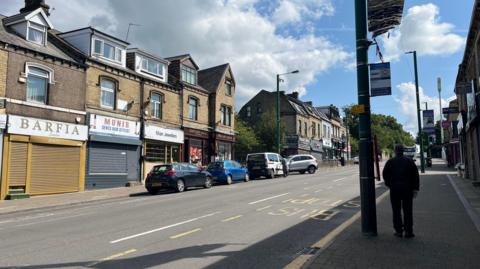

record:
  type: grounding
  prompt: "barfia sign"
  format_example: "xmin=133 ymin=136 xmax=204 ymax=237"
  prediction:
xmin=8 ymin=115 xmax=88 ymax=141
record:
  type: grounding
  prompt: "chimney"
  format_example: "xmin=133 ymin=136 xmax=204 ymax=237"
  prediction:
xmin=287 ymin=91 xmax=299 ymax=99
xmin=20 ymin=0 xmax=50 ymax=16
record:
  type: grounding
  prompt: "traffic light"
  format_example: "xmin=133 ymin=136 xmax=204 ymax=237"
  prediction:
xmin=428 ymin=136 xmax=434 ymax=145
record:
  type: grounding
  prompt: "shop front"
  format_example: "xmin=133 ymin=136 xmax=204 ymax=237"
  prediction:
xmin=309 ymin=139 xmax=323 ymax=160
xmin=86 ymin=114 xmax=141 ymax=189
xmin=184 ymin=127 xmax=209 ymax=166
xmin=211 ymin=132 xmax=235 ymax=161
xmin=0 ymin=115 xmax=88 ymax=200
xmin=321 ymin=138 xmax=333 ymax=160
xmin=144 ymin=123 xmax=184 ymax=179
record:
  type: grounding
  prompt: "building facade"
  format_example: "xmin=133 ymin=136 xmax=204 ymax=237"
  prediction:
xmin=317 ymin=105 xmax=347 ymax=159
xmin=0 ymin=6 xmax=88 ymax=199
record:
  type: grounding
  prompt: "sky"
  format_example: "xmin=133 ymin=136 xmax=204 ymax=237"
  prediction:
xmin=0 ymin=0 xmax=471 ymax=134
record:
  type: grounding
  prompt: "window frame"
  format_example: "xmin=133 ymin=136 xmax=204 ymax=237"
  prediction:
xmin=220 ymin=104 xmax=232 ymax=126
xmin=188 ymin=96 xmax=199 ymax=121
xmin=99 ymin=77 xmax=117 ymax=110
xmin=140 ymin=56 xmax=166 ymax=79
xmin=181 ymin=65 xmax=197 ymax=85
xmin=246 ymin=106 xmax=251 ymax=117
xmin=226 ymin=80 xmax=232 ymax=96
xmin=25 ymin=63 xmax=54 ymax=104
xmin=26 ymin=21 xmax=46 ymax=45
xmin=150 ymin=91 xmax=164 ymax=119
xmin=92 ymin=38 xmax=123 ymax=64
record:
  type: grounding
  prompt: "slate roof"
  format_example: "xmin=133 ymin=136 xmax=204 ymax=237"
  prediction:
xmin=285 ymin=94 xmax=329 ymax=121
xmin=0 ymin=14 xmax=76 ymax=62
xmin=165 ymin=54 xmax=199 ymax=70
xmin=2 ymin=11 xmax=34 ymax=25
xmin=198 ymin=63 xmax=230 ymax=93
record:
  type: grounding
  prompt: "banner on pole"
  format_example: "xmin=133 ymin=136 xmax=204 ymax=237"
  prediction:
xmin=422 ymin=110 xmax=435 ymax=134
xmin=370 ymin=62 xmax=392 ymax=97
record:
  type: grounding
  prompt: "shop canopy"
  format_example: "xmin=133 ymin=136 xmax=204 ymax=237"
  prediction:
xmin=368 ymin=0 xmax=404 ymax=38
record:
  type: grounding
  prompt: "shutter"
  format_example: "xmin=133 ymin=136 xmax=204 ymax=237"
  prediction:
xmin=88 ymin=142 xmax=127 ymax=175
xmin=8 ymin=142 xmax=28 ymax=186
xmin=29 ymin=144 xmax=80 ymax=195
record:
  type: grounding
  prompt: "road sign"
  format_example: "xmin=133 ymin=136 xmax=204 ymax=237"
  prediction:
xmin=455 ymin=82 xmax=472 ymax=94
xmin=423 ymin=110 xmax=435 ymax=134
xmin=370 ymin=62 xmax=392 ymax=97
xmin=351 ymin=104 xmax=365 ymax=115
xmin=442 ymin=107 xmax=459 ymax=114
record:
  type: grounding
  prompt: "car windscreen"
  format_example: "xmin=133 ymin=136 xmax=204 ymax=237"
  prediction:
xmin=207 ymin=162 xmax=224 ymax=169
xmin=247 ymin=154 xmax=265 ymax=162
xmin=153 ymin=165 xmax=172 ymax=172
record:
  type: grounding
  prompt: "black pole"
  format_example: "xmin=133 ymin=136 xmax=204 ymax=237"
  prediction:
xmin=413 ymin=51 xmax=426 ymax=173
xmin=354 ymin=0 xmax=377 ymax=236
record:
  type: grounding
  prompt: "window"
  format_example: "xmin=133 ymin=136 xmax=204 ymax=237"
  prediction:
xmin=27 ymin=67 xmax=49 ymax=103
xmin=323 ymin=125 xmax=327 ymax=138
xmin=92 ymin=38 xmax=123 ymax=63
xmin=318 ymin=123 xmax=321 ymax=138
xmin=188 ymin=96 xmax=198 ymax=120
xmin=226 ymin=81 xmax=232 ymax=96
xmin=304 ymin=122 xmax=307 ymax=136
xmin=181 ymin=65 xmax=196 ymax=85
xmin=141 ymin=57 xmax=165 ymax=78
xmin=27 ymin=22 xmax=45 ymax=45
xmin=312 ymin=123 xmax=316 ymax=137
xmin=151 ymin=92 xmax=163 ymax=119
xmin=246 ymin=106 xmax=251 ymax=117
xmin=268 ymin=154 xmax=279 ymax=162
xmin=145 ymin=142 xmax=180 ymax=163
xmin=221 ymin=105 xmax=232 ymax=126
xmin=100 ymin=78 xmax=115 ymax=109
xmin=299 ymin=120 xmax=302 ymax=134
xmin=256 ymin=104 xmax=262 ymax=114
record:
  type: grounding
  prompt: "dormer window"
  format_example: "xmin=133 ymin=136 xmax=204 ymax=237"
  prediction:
xmin=141 ymin=57 xmax=165 ymax=79
xmin=93 ymin=38 xmax=122 ymax=63
xmin=181 ymin=65 xmax=196 ymax=85
xmin=27 ymin=22 xmax=46 ymax=45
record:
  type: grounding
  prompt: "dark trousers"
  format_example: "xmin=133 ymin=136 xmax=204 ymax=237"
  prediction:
xmin=390 ymin=190 xmax=413 ymax=233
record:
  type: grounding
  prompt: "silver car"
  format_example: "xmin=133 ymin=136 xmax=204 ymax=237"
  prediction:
xmin=286 ymin=154 xmax=318 ymax=174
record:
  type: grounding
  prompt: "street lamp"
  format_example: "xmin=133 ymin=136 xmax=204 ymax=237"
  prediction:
xmin=276 ymin=70 xmax=300 ymax=154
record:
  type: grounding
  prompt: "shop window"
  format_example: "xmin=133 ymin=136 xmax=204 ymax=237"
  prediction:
xmin=145 ymin=142 xmax=180 ymax=163
xmin=189 ymin=139 xmax=203 ymax=166
xmin=188 ymin=96 xmax=198 ymax=120
xmin=151 ymin=92 xmax=163 ymax=119
xmin=218 ymin=142 xmax=232 ymax=161
xmin=100 ymin=78 xmax=116 ymax=109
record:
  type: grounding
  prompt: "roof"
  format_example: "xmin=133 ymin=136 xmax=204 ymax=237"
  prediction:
xmin=127 ymin=48 xmax=169 ymax=64
xmin=165 ymin=54 xmax=199 ymax=70
xmin=0 ymin=14 xmax=77 ymax=62
xmin=3 ymin=8 xmax=53 ymax=29
xmin=198 ymin=63 xmax=231 ymax=93
xmin=285 ymin=94 xmax=329 ymax=121
xmin=59 ymin=27 xmax=129 ymax=46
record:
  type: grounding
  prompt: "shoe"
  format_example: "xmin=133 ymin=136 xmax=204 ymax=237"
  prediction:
xmin=394 ymin=232 xmax=403 ymax=238
xmin=404 ymin=232 xmax=415 ymax=238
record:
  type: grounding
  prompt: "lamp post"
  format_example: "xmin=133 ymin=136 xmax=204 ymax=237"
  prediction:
xmin=276 ymin=70 xmax=299 ymax=154
xmin=406 ymin=51 xmax=425 ymax=173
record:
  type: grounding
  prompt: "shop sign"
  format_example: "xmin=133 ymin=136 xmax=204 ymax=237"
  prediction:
xmin=89 ymin=114 xmax=139 ymax=138
xmin=184 ymin=128 xmax=209 ymax=139
xmin=145 ymin=124 xmax=184 ymax=144
xmin=442 ymin=107 xmax=459 ymax=114
xmin=8 ymin=115 xmax=88 ymax=141
xmin=298 ymin=137 xmax=310 ymax=151
xmin=0 ymin=114 xmax=6 ymax=129
xmin=322 ymin=138 xmax=332 ymax=148
xmin=310 ymin=139 xmax=323 ymax=152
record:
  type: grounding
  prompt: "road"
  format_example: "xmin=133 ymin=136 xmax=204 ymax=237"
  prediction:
xmin=0 ymin=166 xmax=387 ymax=269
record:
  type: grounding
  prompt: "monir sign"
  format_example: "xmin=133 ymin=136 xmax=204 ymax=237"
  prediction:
xmin=8 ymin=115 xmax=88 ymax=141
xmin=89 ymin=114 xmax=140 ymax=138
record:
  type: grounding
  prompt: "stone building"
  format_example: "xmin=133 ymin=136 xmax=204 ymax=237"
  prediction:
xmin=316 ymin=105 xmax=348 ymax=159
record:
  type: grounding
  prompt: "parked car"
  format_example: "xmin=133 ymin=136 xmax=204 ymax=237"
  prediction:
xmin=286 ymin=154 xmax=318 ymax=174
xmin=246 ymin=152 xmax=285 ymax=179
xmin=207 ymin=160 xmax=249 ymax=184
xmin=353 ymin=156 xmax=359 ymax=164
xmin=145 ymin=163 xmax=213 ymax=194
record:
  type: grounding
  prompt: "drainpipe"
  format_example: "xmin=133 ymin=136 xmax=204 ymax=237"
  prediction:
xmin=139 ymin=79 xmax=145 ymax=183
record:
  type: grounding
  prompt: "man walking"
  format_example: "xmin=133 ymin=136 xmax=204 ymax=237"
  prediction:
xmin=382 ymin=144 xmax=420 ymax=238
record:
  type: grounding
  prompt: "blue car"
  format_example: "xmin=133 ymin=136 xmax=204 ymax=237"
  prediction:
xmin=207 ymin=160 xmax=249 ymax=185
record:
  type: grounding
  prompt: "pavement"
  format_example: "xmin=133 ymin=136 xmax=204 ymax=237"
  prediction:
xmin=305 ymin=159 xmax=480 ymax=269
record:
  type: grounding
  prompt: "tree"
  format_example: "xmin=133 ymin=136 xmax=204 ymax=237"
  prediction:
xmin=252 ymin=108 xmax=285 ymax=153
xmin=234 ymin=115 xmax=260 ymax=162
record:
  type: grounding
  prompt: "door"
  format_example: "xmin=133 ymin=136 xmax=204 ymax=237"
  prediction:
xmin=188 ymin=164 xmax=204 ymax=186
xmin=232 ymin=161 xmax=245 ymax=180
xmin=86 ymin=142 xmax=129 ymax=189
xmin=289 ymin=156 xmax=302 ymax=171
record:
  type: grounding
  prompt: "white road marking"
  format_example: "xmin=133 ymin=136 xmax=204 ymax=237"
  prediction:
xmin=314 ymin=189 xmax=323 ymax=193
xmin=86 ymin=249 xmax=137 ymax=267
xmin=330 ymin=200 xmax=343 ymax=206
xmin=221 ymin=215 xmax=243 ymax=222
xmin=15 ymin=213 xmax=91 ymax=227
xmin=333 ymin=177 xmax=347 ymax=182
xmin=256 ymin=205 xmax=272 ymax=211
xmin=170 ymin=228 xmax=202 ymax=239
xmin=110 ymin=211 xmax=221 ymax=244
xmin=248 ymin=193 xmax=290 ymax=205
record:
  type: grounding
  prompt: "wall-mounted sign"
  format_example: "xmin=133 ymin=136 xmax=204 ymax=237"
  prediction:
xmin=422 ymin=110 xmax=435 ymax=134
xmin=455 ymin=82 xmax=472 ymax=94
xmin=0 ymin=114 xmax=6 ymax=129
xmin=145 ymin=124 xmax=184 ymax=144
xmin=89 ymin=114 xmax=140 ymax=138
xmin=8 ymin=115 xmax=88 ymax=141
xmin=442 ymin=107 xmax=459 ymax=114
xmin=322 ymin=138 xmax=332 ymax=148
xmin=310 ymin=139 xmax=323 ymax=152
xmin=370 ymin=62 xmax=392 ymax=97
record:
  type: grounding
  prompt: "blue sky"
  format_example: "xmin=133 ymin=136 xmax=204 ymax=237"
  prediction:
xmin=1 ymin=0 xmax=471 ymax=133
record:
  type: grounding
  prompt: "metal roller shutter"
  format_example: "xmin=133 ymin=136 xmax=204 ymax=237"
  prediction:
xmin=8 ymin=142 xmax=28 ymax=187
xmin=88 ymin=142 xmax=127 ymax=174
xmin=29 ymin=144 xmax=81 ymax=195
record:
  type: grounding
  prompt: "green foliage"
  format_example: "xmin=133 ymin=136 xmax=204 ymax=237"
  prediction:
xmin=252 ymin=108 xmax=285 ymax=153
xmin=343 ymin=104 xmax=415 ymax=156
xmin=234 ymin=115 xmax=261 ymax=162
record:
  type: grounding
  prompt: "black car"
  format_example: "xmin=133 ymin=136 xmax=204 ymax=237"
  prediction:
xmin=145 ymin=163 xmax=213 ymax=194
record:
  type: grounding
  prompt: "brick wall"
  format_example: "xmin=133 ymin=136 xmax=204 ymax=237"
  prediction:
xmin=183 ymin=86 xmax=209 ymax=131
xmin=213 ymin=69 xmax=235 ymax=133
xmin=0 ymin=49 xmax=7 ymax=97
xmin=144 ymin=82 xmax=181 ymax=126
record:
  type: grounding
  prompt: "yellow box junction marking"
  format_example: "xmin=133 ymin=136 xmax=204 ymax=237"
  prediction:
xmin=222 ymin=215 xmax=243 ymax=222
xmin=170 ymin=228 xmax=202 ymax=239
xmin=86 ymin=249 xmax=137 ymax=267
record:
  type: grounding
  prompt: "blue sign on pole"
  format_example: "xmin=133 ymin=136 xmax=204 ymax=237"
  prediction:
xmin=422 ymin=110 xmax=435 ymax=134
xmin=370 ymin=62 xmax=392 ymax=97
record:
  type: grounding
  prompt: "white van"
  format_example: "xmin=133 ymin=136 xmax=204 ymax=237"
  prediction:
xmin=246 ymin=152 xmax=285 ymax=179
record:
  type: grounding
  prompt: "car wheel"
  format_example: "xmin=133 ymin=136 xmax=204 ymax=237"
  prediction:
xmin=308 ymin=166 xmax=316 ymax=174
xmin=147 ymin=187 xmax=159 ymax=195
xmin=175 ymin=179 xmax=185 ymax=192
xmin=244 ymin=173 xmax=250 ymax=182
xmin=226 ymin=175 xmax=233 ymax=185
xmin=267 ymin=169 xmax=274 ymax=179
xmin=204 ymin=176 xmax=212 ymax=188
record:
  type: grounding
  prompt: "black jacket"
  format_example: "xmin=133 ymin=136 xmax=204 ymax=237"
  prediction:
xmin=382 ymin=155 xmax=420 ymax=193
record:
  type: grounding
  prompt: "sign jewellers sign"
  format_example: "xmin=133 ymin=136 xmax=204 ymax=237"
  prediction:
xmin=145 ymin=124 xmax=184 ymax=144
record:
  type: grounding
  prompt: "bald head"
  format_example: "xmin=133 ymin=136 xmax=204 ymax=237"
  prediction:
xmin=394 ymin=144 xmax=404 ymax=157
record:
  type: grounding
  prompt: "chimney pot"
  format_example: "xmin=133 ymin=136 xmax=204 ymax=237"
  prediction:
xmin=20 ymin=0 xmax=50 ymax=16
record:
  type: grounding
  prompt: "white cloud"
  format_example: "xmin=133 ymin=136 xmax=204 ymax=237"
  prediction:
xmin=272 ymin=0 xmax=334 ymax=25
xmin=395 ymin=82 xmax=455 ymax=134
xmin=272 ymin=1 xmax=301 ymax=25
xmin=1 ymin=0 xmax=350 ymax=108
xmin=381 ymin=3 xmax=465 ymax=61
